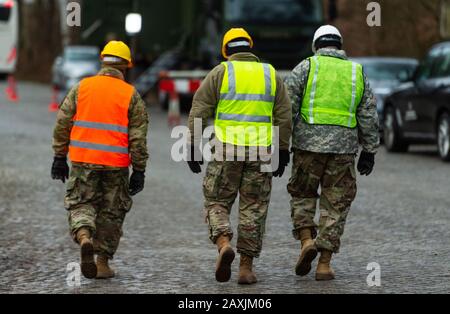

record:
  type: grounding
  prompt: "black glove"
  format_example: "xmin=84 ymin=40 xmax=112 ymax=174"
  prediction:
xmin=187 ymin=145 xmax=204 ymax=174
xmin=357 ymin=151 xmax=375 ymax=176
xmin=51 ymin=156 xmax=69 ymax=183
xmin=129 ymin=170 xmax=145 ymax=196
xmin=273 ymin=150 xmax=290 ymax=178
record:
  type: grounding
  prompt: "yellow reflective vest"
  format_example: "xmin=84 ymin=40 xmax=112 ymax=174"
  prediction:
xmin=301 ymin=56 xmax=364 ymax=128
xmin=215 ymin=61 xmax=276 ymax=147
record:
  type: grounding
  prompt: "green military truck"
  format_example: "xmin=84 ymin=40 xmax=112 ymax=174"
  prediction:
xmin=80 ymin=0 xmax=324 ymax=98
xmin=221 ymin=0 xmax=324 ymax=69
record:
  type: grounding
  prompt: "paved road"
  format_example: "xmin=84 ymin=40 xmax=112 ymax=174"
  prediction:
xmin=0 ymin=82 xmax=449 ymax=294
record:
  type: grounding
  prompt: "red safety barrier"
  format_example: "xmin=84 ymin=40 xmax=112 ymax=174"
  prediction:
xmin=159 ymin=74 xmax=203 ymax=127
xmin=167 ymin=91 xmax=181 ymax=127
xmin=5 ymin=75 xmax=19 ymax=102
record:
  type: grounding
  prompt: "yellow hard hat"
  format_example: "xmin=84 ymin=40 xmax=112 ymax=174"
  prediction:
xmin=101 ymin=41 xmax=133 ymax=68
xmin=222 ymin=28 xmax=254 ymax=59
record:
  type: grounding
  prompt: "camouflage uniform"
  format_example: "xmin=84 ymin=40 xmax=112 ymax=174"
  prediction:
xmin=285 ymin=48 xmax=379 ymax=253
xmin=204 ymin=160 xmax=272 ymax=258
xmin=65 ymin=166 xmax=132 ymax=259
xmin=189 ymin=52 xmax=292 ymax=258
xmin=52 ymin=67 xmax=149 ymax=259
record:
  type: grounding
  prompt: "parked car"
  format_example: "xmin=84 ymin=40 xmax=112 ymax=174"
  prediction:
xmin=383 ymin=42 xmax=450 ymax=161
xmin=351 ymin=57 xmax=418 ymax=132
xmin=52 ymin=46 xmax=100 ymax=91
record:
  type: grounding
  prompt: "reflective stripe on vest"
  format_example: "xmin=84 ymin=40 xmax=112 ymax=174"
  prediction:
xmin=215 ymin=61 xmax=276 ymax=147
xmin=73 ymin=121 xmax=129 ymax=134
xmin=301 ymin=56 xmax=364 ymax=128
xmin=69 ymin=75 xmax=134 ymax=167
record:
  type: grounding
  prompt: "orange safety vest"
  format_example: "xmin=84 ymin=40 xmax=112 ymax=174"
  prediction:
xmin=69 ymin=75 xmax=134 ymax=167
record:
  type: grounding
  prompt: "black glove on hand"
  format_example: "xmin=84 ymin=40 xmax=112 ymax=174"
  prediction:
xmin=187 ymin=145 xmax=204 ymax=174
xmin=51 ymin=156 xmax=69 ymax=183
xmin=357 ymin=151 xmax=375 ymax=176
xmin=129 ymin=170 xmax=145 ymax=196
xmin=273 ymin=150 xmax=290 ymax=178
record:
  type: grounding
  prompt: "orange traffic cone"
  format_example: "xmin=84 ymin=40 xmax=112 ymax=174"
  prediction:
xmin=168 ymin=91 xmax=181 ymax=127
xmin=5 ymin=75 xmax=19 ymax=102
xmin=48 ymin=87 xmax=59 ymax=112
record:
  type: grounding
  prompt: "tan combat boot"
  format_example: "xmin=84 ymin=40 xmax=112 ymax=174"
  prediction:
xmin=76 ymin=228 xmax=97 ymax=279
xmin=96 ymin=255 xmax=115 ymax=279
xmin=316 ymin=250 xmax=336 ymax=281
xmin=295 ymin=228 xmax=318 ymax=276
xmin=238 ymin=254 xmax=257 ymax=285
xmin=215 ymin=235 xmax=235 ymax=282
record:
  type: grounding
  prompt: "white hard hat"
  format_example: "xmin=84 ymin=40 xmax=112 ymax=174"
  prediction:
xmin=312 ymin=25 xmax=343 ymax=53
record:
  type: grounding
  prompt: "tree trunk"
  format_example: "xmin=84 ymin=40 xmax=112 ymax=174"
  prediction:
xmin=16 ymin=0 xmax=62 ymax=82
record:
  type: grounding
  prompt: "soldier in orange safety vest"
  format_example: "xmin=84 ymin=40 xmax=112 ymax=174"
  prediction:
xmin=51 ymin=41 xmax=149 ymax=279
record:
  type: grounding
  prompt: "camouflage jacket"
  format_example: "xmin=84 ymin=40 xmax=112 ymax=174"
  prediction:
xmin=52 ymin=67 xmax=150 ymax=172
xmin=188 ymin=52 xmax=292 ymax=153
xmin=285 ymin=48 xmax=380 ymax=154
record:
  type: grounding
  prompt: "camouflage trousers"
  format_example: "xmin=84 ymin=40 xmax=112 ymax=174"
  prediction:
xmin=65 ymin=165 xmax=132 ymax=259
xmin=287 ymin=150 xmax=357 ymax=253
xmin=203 ymin=160 xmax=272 ymax=258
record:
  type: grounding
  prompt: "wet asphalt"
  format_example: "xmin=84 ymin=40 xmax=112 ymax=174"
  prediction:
xmin=0 ymin=82 xmax=449 ymax=294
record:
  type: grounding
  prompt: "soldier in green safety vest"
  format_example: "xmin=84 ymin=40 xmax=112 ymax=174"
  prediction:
xmin=285 ymin=25 xmax=380 ymax=281
xmin=187 ymin=28 xmax=292 ymax=285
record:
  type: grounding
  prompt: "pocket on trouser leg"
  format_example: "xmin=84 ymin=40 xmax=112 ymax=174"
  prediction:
xmin=203 ymin=162 xmax=224 ymax=200
xmin=240 ymin=165 xmax=272 ymax=201
xmin=107 ymin=170 xmax=133 ymax=213
xmin=64 ymin=171 xmax=100 ymax=210
xmin=64 ymin=176 xmax=79 ymax=210
xmin=118 ymin=186 xmax=133 ymax=213
xmin=287 ymin=153 xmax=321 ymax=199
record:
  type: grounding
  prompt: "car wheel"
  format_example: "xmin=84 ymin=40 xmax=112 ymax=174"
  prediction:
xmin=437 ymin=113 xmax=450 ymax=162
xmin=384 ymin=106 xmax=409 ymax=152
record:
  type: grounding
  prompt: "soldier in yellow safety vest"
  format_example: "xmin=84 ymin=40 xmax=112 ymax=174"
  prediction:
xmin=286 ymin=25 xmax=380 ymax=281
xmin=187 ymin=28 xmax=292 ymax=284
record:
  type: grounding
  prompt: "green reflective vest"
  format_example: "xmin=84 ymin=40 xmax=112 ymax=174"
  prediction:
xmin=301 ymin=56 xmax=364 ymax=128
xmin=215 ymin=61 xmax=276 ymax=147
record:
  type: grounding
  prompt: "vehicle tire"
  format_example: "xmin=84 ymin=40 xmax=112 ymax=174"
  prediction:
xmin=437 ymin=112 xmax=450 ymax=162
xmin=384 ymin=106 xmax=409 ymax=152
